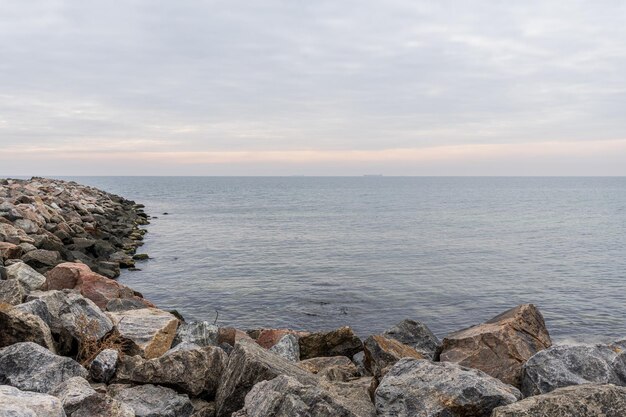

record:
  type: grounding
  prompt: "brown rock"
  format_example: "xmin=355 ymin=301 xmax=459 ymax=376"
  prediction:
xmin=299 ymin=326 xmax=363 ymax=360
xmin=0 ymin=303 xmax=56 ymax=352
xmin=363 ymin=335 xmax=425 ymax=377
xmin=218 ymin=327 xmax=253 ymax=346
xmin=0 ymin=242 xmax=23 ymax=260
xmin=299 ymin=356 xmax=360 ymax=381
xmin=0 ymin=279 xmax=26 ymax=305
xmin=439 ymin=304 xmax=551 ymax=387
xmin=254 ymin=328 xmax=310 ymax=349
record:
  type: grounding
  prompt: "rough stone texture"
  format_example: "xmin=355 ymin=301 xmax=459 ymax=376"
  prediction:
xmin=215 ymin=339 xmax=318 ymax=417
xmin=218 ymin=327 xmax=253 ymax=346
xmin=0 ymin=279 xmax=26 ymax=305
xmin=521 ymin=343 xmax=626 ymax=396
xmin=5 ymin=262 xmax=46 ymax=292
xmin=191 ymin=399 xmax=216 ymax=417
xmin=322 ymin=377 xmax=378 ymax=417
xmin=109 ymin=384 xmax=194 ymax=417
xmin=14 ymin=298 xmax=52 ymax=324
xmin=235 ymin=375 xmax=375 ymax=417
xmin=0 ymin=303 xmax=56 ymax=352
xmin=173 ymin=320 xmax=219 ymax=347
xmin=90 ymin=348 xmax=119 ymax=383
xmin=299 ymin=326 xmax=363 ymax=360
xmin=0 ymin=342 xmax=88 ymax=393
xmin=106 ymin=297 xmax=153 ymax=312
xmin=383 ymin=319 xmax=441 ymax=359
xmin=0 ymin=385 xmax=65 ymax=417
xmin=107 ymin=307 xmax=179 ymax=358
xmin=0 ymin=241 xmax=23 ymax=260
xmin=492 ymin=384 xmax=626 ymax=417
xmin=375 ymin=359 xmax=521 ymax=417
xmin=49 ymin=376 xmax=96 ymax=414
xmin=440 ymin=304 xmax=551 ymax=387
xmin=364 ymin=334 xmax=425 ymax=377
xmin=22 ymin=249 xmax=62 ymax=270
xmin=252 ymin=328 xmax=310 ymax=349
xmin=71 ymin=393 xmax=135 ymax=417
xmin=269 ymin=334 xmax=300 ymax=362
xmin=115 ymin=345 xmax=228 ymax=397
xmin=299 ymin=356 xmax=360 ymax=382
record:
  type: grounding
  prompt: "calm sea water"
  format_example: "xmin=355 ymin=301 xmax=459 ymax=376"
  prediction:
xmin=58 ymin=177 xmax=626 ymax=341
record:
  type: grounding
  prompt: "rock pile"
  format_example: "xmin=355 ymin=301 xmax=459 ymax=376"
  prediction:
xmin=2 ymin=178 xmax=626 ymax=417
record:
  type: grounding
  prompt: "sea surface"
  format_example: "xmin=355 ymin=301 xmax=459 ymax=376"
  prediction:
xmin=58 ymin=177 xmax=626 ymax=341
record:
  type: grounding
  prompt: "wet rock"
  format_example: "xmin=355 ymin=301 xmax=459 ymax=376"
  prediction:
xmin=109 ymin=384 xmax=194 ymax=417
xmin=299 ymin=356 xmax=360 ymax=382
xmin=521 ymin=343 xmax=626 ymax=396
xmin=0 ymin=279 xmax=26 ymax=305
xmin=215 ymin=339 xmax=318 ymax=417
xmin=0 ymin=241 xmax=23 ymax=260
xmin=90 ymin=348 xmax=119 ymax=383
xmin=0 ymin=385 xmax=65 ymax=417
xmin=115 ymin=345 xmax=228 ymax=397
xmin=492 ymin=384 xmax=626 ymax=417
xmin=21 ymin=249 xmax=62 ymax=270
xmin=0 ymin=303 xmax=56 ymax=352
xmin=5 ymin=262 xmax=46 ymax=292
xmin=269 ymin=334 xmax=300 ymax=362
xmin=0 ymin=342 xmax=88 ymax=393
xmin=299 ymin=326 xmax=363 ymax=360
xmin=375 ymin=359 xmax=521 ymax=417
xmin=440 ymin=304 xmax=551 ymax=387
xmin=49 ymin=376 xmax=95 ymax=414
xmin=107 ymin=307 xmax=179 ymax=358
xmin=364 ymin=334 xmax=425 ymax=377
xmin=383 ymin=318 xmax=440 ymax=359
xmin=173 ymin=320 xmax=219 ymax=347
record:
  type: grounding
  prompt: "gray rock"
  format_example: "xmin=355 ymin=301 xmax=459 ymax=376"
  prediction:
xmin=0 ymin=303 xmax=56 ymax=352
xmin=173 ymin=320 xmax=219 ymax=347
xmin=90 ymin=348 xmax=119 ymax=383
xmin=375 ymin=358 xmax=521 ymax=417
xmin=363 ymin=334 xmax=425 ymax=378
xmin=269 ymin=334 xmax=300 ymax=362
xmin=215 ymin=339 xmax=318 ymax=417
xmin=0 ymin=385 xmax=65 ymax=417
xmin=71 ymin=393 xmax=135 ymax=417
xmin=0 ymin=342 xmax=88 ymax=393
xmin=49 ymin=376 xmax=96 ymax=414
xmin=0 ymin=279 xmax=26 ymax=305
xmin=299 ymin=356 xmax=360 ymax=382
xmin=383 ymin=319 xmax=441 ymax=359
xmin=14 ymin=299 xmax=53 ymax=324
xmin=521 ymin=343 xmax=626 ymax=396
xmin=5 ymin=262 xmax=46 ymax=291
xmin=109 ymin=384 xmax=194 ymax=417
xmin=106 ymin=297 xmax=148 ymax=311
xmin=492 ymin=383 xmax=626 ymax=417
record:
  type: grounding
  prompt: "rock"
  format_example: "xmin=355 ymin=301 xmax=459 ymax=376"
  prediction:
xmin=218 ymin=327 xmax=253 ymax=346
xmin=492 ymin=384 xmax=626 ymax=417
xmin=364 ymin=334 xmax=425 ymax=377
xmin=269 ymin=334 xmax=300 ymax=362
xmin=5 ymin=262 xmax=46 ymax=291
xmin=71 ymin=393 xmax=135 ymax=417
xmin=299 ymin=356 xmax=360 ymax=382
xmin=0 ymin=342 xmax=88 ymax=393
xmin=521 ymin=343 xmax=626 ymax=396
xmin=21 ymin=249 xmax=62 ymax=270
xmin=0 ymin=265 xmax=6 ymax=280
xmin=115 ymin=345 xmax=228 ymax=397
xmin=106 ymin=297 xmax=153 ymax=311
xmin=383 ymin=319 xmax=440 ymax=359
xmin=299 ymin=326 xmax=363 ymax=360
xmin=235 ymin=374 xmax=375 ymax=417
xmin=0 ymin=241 xmax=23 ymax=260
xmin=0 ymin=303 xmax=56 ymax=352
xmin=109 ymin=384 xmax=194 ymax=417
xmin=322 ymin=377 xmax=377 ymax=417
xmin=375 ymin=359 xmax=521 ymax=417
xmin=0 ymin=279 xmax=26 ymax=305
xmin=191 ymin=399 xmax=216 ymax=417
xmin=215 ymin=339 xmax=318 ymax=417
xmin=107 ymin=307 xmax=179 ymax=358
xmin=90 ymin=348 xmax=119 ymax=383
xmin=14 ymin=298 xmax=52 ymax=324
xmin=49 ymin=376 xmax=95 ymax=414
xmin=173 ymin=320 xmax=219 ymax=347
xmin=133 ymin=253 xmax=149 ymax=260
xmin=252 ymin=328 xmax=310 ymax=349
xmin=0 ymin=385 xmax=65 ymax=417
xmin=440 ymin=304 xmax=551 ymax=387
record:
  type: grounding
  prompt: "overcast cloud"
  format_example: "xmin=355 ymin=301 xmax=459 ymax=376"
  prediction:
xmin=1 ymin=0 xmax=626 ymax=175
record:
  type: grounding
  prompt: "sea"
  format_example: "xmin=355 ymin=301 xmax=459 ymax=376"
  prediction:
xmin=55 ymin=176 xmax=626 ymax=341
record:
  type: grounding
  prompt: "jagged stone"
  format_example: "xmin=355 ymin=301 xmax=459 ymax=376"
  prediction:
xmin=21 ymin=249 xmax=62 ymax=270
xmin=0 ymin=385 xmax=65 ymax=417
xmin=269 ymin=334 xmax=300 ymax=362
xmin=90 ymin=348 xmax=119 ymax=383
xmin=5 ymin=262 xmax=46 ymax=292
xmin=71 ymin=393 xmax=135 ymax=417
xmin=109 ymin=384 xmax=194 ymax=417
xmin=383 ymin=319 xmax=440 ymax=359
xmin=299 ymin=326 xmax=363 ymax=360
xmin=0 ymin=279 xmax=26 ymax=305
xmin=0 ymin=303 xmax=56 ymax=352
xmin=364 ymin=334 xmax=425 ymax=377
xmin=0 ymin=241 xmax=23 ymax=260
xmin=299 ymin=356 xmax=360 ymax=382
xmin=49 ymin=376 xmax=96 ymax=414
xmin=173 ymin=320 xmax=219 ymax=347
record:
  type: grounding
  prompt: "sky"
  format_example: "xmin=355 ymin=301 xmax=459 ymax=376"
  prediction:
xmin=1 ymin=0 xmax=626 ymax=176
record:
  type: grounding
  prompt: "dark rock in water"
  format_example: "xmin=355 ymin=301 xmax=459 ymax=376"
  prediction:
xmin=269 ymin=334 xmax=300 ymax=362
xmin=383 ymin=319 xmax=440 ymax=359
xmin=215 ymin=339 xmax=318 ymax=417
xmin=440 ymin=304 xmax=551 ymax=387
xmin=90 ymin=348 xmax=119 ymax=383
xmin=0 ymin=342 xmax=88 ymax=393
xmin=521 ymin=343 xmax=626 ymax=396
xmin=375 ymin=359 xmax=521 ymax=417
xmin=190 ymin=399 xmax=215 ymax=417
xmin=299 ymin=356 xmax=360 ymax=382
xmin=0 ymin=279 xmax=26 ymax=305
xmin=492 ymin=384 xmax=626 ymax=417
xmin=299 ymin=326 xmax=363 ymax=360
xmin=0 ymin=385 xmax=65 ymax=417
xmin=0 ymin=303 xmax=56 ymax=352
xmin=133 ymin=253 xmax=149 ymax=260
xmin=363 ymin=334 xmax=424 ymax=377
xmin=108 ymin=384 xmax=194 ymax=417
xmin=173 ymin=321 xmax=219 ymax=347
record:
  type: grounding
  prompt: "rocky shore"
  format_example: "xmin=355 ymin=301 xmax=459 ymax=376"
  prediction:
xmin=1 ymin=177 xmax=626 ymax=417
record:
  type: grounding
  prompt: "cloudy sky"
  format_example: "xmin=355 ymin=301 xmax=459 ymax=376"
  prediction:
xmin=1 ymin=0 xmax=625 ymax=175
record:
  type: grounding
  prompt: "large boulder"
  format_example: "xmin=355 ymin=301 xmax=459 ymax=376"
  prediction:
xmin=0 ymin=342 xmax=88 ymax=393
xmin=375 ymin=359 xmax=521 ymax=417
xmin=115 ymin=345 xmax=228 ymax=397
xmin=299 ymin=326 xmax=363 ymax=360
xmin=0 ymin=303 xmax=56 ymax=352
xmin=439 ymin=304 xmax=551 ymax=387
xmin=173 ymin=321 xmax=219 ymax=347
xmin=0 ymin=385 xmax=65 ymax=417
xmin=269 ymin=334 xmax=300 ymax=362
xmin=109 ymin=384 xmax=194 ymax=417
xmin=215 ymin=339 xmax=318 ymax=417
xmin=383 ymin=319 xmax=441 ymax=359
xmin=107 ymin=308 xmax=179 ymax=358
xmin=0 ymin=279 xmax=26 ymax=305
xmin=299 ymin=356 xmax=360 ymax=382
xmin=521 ymin=343 xmax=626 ymax=396
xmin=5 ymin=262 xmax=46 ymax=291
xmin=363 ymin=335 xmax=424 ymax=377
xmin=492 ymin=384 xmax=626 ymax=417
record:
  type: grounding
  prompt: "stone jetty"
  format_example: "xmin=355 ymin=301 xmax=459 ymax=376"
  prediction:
xmin=1 ymin=177 xmax=626 ymax=417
